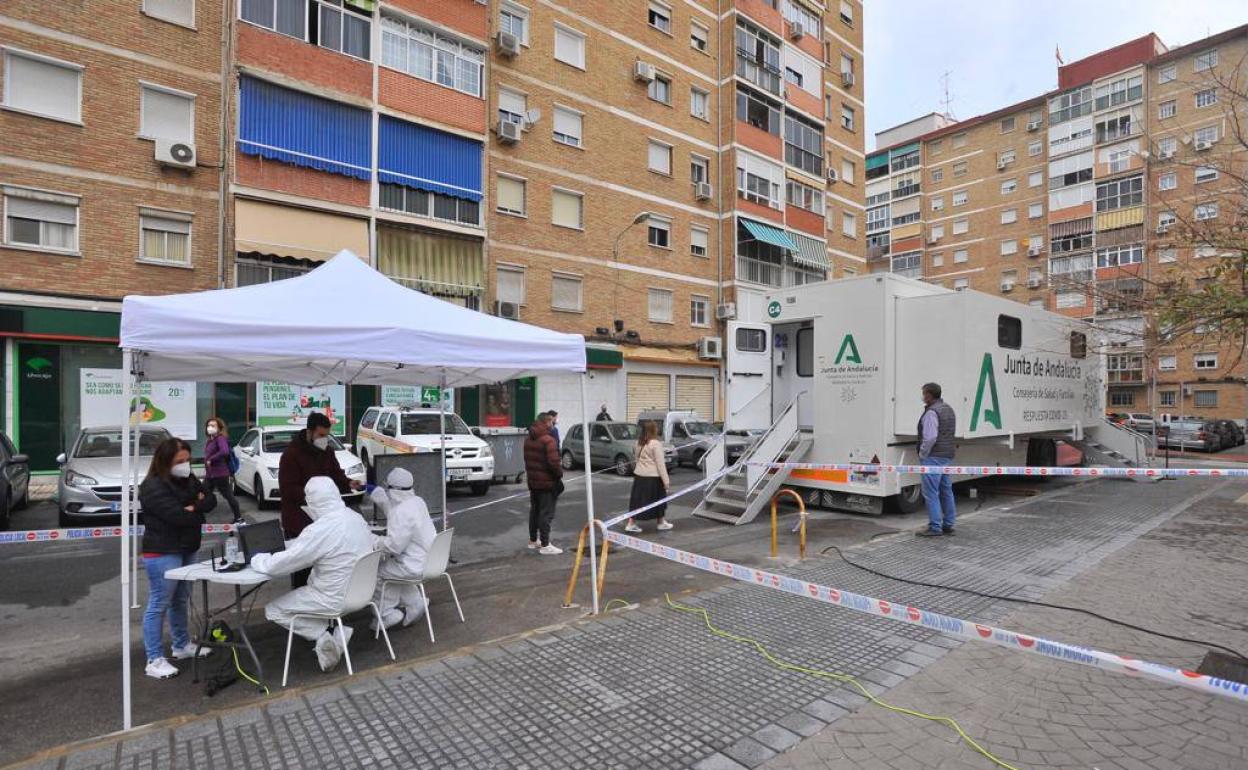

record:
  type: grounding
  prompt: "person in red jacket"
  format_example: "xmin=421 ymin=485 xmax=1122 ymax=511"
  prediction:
xmin=278 ymin=412 xmax=361 ymax=587
xmin=523 ymin=414 xmax=563 ymax=555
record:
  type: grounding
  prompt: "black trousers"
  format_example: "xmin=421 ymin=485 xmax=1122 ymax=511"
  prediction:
xmin=528 ymin=489 xmax=557 ymax=546
xmin=205 ymin=476 xmax=241 ymax=521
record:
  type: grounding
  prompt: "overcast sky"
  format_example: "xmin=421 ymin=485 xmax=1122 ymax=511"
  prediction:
xmin=863 ymin=0 xmax=1248 ymax=149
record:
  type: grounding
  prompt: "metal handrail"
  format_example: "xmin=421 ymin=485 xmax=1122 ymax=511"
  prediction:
xmin=744 ymin=392 xmax=804 ymax=492
xmin=770 ymin=489 xmax=807 ymax=560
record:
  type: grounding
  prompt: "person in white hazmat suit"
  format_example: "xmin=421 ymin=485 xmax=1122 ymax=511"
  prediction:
xmin=252 ymin=477 xmax=375 ymax=671
xmin=369 ymin=467 xmax=438 ymax=631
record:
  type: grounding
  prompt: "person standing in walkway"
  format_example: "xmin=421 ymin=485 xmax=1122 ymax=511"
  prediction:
xmin=202 ymin=417 xmax=243 ymax=524
xmin=596 ymin=404 xmax=613 ymax=422
xmin=916 ymin=382 xmax=957 ymax=537
xmin=624 ymin=420 xmax=673 ymax=533
xmin=523 ymin=413 xmax=563 ymax=555
xmin=138 ymin=437 xmax=216 ymax=679
xmin=546 ymin=410 xmax=561 ymax=450
xmin=278 ymin=412 xmax=362 ymax=588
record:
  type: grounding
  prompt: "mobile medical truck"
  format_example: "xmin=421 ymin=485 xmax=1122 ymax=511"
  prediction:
xmin=695 ymin=274 xmax=1150 ymax=523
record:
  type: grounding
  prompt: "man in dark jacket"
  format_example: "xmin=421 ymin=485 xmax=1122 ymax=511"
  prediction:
xmin=523 ymin=414 xmax=563 ymax=555
xmin=278 ymin=412 xmax=361 ymax=586
xmin=916 ymin=382 xmax=957 ymax=537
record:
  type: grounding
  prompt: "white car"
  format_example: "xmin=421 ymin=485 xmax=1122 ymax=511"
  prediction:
xmin=232 ymin=426 xmax=366 ymax=509
xmin=356 ymin=406 xmax=493 ymax=495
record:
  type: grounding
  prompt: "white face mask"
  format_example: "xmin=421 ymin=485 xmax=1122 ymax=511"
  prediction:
xmin=171 ymin=462 xmax=192 ymax=478
xmin=206 ymin=425 xmax=218 ymax=436
xmin=312 ymin=436 xmax=330 ymax=451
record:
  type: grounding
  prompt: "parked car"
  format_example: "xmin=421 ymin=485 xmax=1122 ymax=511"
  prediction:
xmin=560 ymin=422 xmax=676 ymax=476
xmin=232 ymin=426 xmax=366 ymax=509
xmin=1157 ymin=420 xmax=1222 ymax=452
xmin=57 ymin=425 xmax=171 ymax=527
xmin=636 ymin=410 xmax=751 ymax=468
xmin=0 ymin=432 xmax=30 ymax=530
xmin=1122 ymin=413 xmax=1156 ymax=433
xmin=1211 ymin=419 xmax=1244 ymax=448
xmin=356 ymin=406 xmax=493 ymax=495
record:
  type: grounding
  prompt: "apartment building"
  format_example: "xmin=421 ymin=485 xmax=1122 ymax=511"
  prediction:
xmin=0 ymin=1 xmax=225 ymax=471
xmin=867 ymin=25 xmax=1247 ymax=423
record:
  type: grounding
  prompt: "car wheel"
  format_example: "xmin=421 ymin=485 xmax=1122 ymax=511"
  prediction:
xmin=254 ymin=474 xmax=273 ymax=510
xmin=14 ymin=484 xmax=28 ymax=511
xmin=470 ymin=481 xmax=490 ymax=496
xmin=0 ymin=486 xmax=10 ymax=530
xmin=561 ymin=450 xmax=577 ymax=470
xmin=58 ymin=508 xmax=74 ymax=528
xmin=614 ymin=454 xmax=633 ymax=476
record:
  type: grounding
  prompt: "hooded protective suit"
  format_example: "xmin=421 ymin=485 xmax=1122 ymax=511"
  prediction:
xmin=370 ymin=468 xmax=438 ymax=628
xmin=254 ymin=477 xmax=375 ymax=642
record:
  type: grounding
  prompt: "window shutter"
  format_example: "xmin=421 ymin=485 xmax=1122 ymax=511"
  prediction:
xmin=551 ymin=190 xmax=581 ymax=228
xmin=497 ymin=176 xmax=525 ymax=213
xmin=499 ymin=89 xmax=526 ymax=116
xmin=6 ymin=197 xmax=76 ymax=224
xmin=553 ymin=107 xmax=580 ymax=139
xmin=143 ymin=0 xmax=195 ymax=26
xmin=551 ymin=274 xmax=582 ymax=310
xmin=648 ymin=142 xmax=671 ymax=174
xmin=554 ymin=27 xmax=583 ymax=67
xmin=5 ymin=53 xmax=80 ymax=122
xmin=648 ymin=289 xmax=673 ymax=322
xmin=497 ymin=268 xmax=524 ymax=304
xmin=142 ymin=86 xmax=194 ymax=141
xmin=691 ymin=228 xmax=708 ymax=251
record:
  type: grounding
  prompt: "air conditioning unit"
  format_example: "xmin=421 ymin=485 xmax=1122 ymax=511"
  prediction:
xmin=155 ymin=139 xmax=196 ymax=169
xmin=495 ymin=31 xmax=521 ymax=57
xmin=1156 ymin=225 xmax=1171 ymax=234
xmin=1158 ymin=150 xmax=1175 ymax=160
xmin=1027 ymin=246 xmax=1042 ymax=257
xmin=841 ymin=71 xmax=855 ymax=87
xmin=1026 ymin=120 xmax=1041 ymax=132
xmin=1195 ymin=139 xmax=1213 ymax=151
xmin=996 ymin=159 xmax=1008 ymax=170
xmin=826 ymin=168 xmax=839 ymax=183
xmin=1028 ymin=278 xmax=1044 ymax=289
xmin=1000 ymin=282 xmax=1015 ymax=292
xmin=495 ymin=300 xmax=519 ymax=320
xmin=698 ymin=336 xmax=723 ymax=360
xmin=715 ymin=302 xmax=737 ymax=321
xmin=694 ymin=182 xmax=713 ymax=201
xmin=1182 ymin=385 xmax=1192 ymax=396
xmin=497 ymin=119 xmax=522 ymax=144
xmin=789 ymin=22 xmax=804 ymax=40
xmin=634 ymin=61 xmax=656 ymax=83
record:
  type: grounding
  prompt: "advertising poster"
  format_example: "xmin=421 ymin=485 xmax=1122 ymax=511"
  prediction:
xmin=258 ymin=382 xmax=348 ymax=436
xmin=381 ymin=385 xmax=453 ymax=411
xmin=81 ymin=369 xmax=199 ymax=439
xmin=483 ymin=382 xmax=512 ymax=427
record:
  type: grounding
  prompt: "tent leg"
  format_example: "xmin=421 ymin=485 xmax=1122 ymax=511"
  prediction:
xmin=580 ymin=373 xmax=599 ymax=615
xmin=130 ymin=386 xmax=141 ymax=609
xmin=119 ymin=349 xmax=134 ymax=731
xmin=439 ymin=372 xmax=449 ymax=532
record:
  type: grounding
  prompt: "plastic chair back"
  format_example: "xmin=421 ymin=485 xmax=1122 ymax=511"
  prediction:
xmin=420 ymin=528 xmax=455 ymax=581
xmin=341 ymin=550 xmax=383 ymax=614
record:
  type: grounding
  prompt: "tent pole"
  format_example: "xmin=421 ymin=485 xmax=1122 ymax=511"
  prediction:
xmin=119 ymin=349 xmax=134 ymax=731
xmin=129 ymin=374 xmax=141 ymax=609
xmin=580 ymin=373 xmax=600 ymax=615
xmin=439 ymin=371 xmax=449 ymax=531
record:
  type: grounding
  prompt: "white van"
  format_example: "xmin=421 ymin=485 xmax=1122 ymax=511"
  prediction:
xmin=356 ymin=406 xmax=494 ymax=495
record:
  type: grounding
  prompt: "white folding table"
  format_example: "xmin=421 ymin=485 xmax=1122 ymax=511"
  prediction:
xmin=165 ymin=560 xmax=271 ymax=690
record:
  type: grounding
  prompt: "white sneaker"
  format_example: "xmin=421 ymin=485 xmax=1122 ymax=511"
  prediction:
xmin=145 ymin=657 xmax=179 ymax=679
xmin=171 ymin=642 xmax=211 ymax=660
xmin=624 ymin=523 xmax=642 ymax=533
xmin=538 ymin=544 xmax=563 ymax=555
xmin=656 ymin=521 xmax=674 ymax=531
xmin=315 ymin=631 xmax=339 ymax=672
xmin=402 ymin=598 xmax=429 ymax=626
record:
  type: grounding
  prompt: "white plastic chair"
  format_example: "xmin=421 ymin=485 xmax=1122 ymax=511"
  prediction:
xmin=282 ymin=550 xmax=394 ymax=687
xmin=376 ymin=528 xmax=464 ymax=644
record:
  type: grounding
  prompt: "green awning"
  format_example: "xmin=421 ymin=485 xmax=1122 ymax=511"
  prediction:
xmin=866 ymin=153 xmax=889 ymax=170
xmin=587 ymin=347 xmax=623 ymax=369
xmin=889 ymin=142 xmax=920 ymax=159
xmin=741 ymin=219 xmax=798 ymax=251
xmin=0 ymin=305 xmax=119 ymax=340
xmin=789 ymin=232 xmax=830 ymax=270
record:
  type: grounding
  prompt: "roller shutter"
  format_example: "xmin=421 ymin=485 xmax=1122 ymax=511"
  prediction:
xmin=675 ymin=376 xmax=714 ymax=421
xmin=627 ymin=373 xmax=670 ymax=422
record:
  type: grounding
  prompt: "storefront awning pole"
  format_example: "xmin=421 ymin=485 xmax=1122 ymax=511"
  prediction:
xmin=439 ymin=371 xmax=449 ymax=532
xmin=119 ymin=348 xmax=134 ymax=731
xmin=580 ymin=372 xmax=599 ymax=615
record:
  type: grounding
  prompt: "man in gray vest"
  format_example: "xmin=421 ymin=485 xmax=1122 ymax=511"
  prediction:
xmin=916 ymin=382 xmax=957 ymax=537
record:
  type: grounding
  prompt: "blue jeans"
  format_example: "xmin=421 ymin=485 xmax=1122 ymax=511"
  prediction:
xmin=143 ymin=552 xmax=196 ymax=661
xmin=920 ymin=456 xmax=956 ymax=533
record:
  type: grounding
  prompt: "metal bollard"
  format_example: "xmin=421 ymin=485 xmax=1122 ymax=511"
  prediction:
xmin=562 ymin=520 xmax=610 ymax=610
xmin=770 ymin=489 xmax=807 ymax=560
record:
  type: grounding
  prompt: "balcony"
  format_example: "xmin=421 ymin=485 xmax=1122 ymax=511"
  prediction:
xmin=736 ymin=56 xmax=782 ymax=96
xmin=892 ymin=182 xmax=921 ymax=199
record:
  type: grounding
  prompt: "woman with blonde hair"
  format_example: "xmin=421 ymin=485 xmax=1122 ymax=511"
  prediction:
xmin=624 ymin=420 xmax=672 ymax=533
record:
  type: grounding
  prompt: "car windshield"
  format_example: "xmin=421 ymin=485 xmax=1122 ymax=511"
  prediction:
xmin=1169 ymin=421 xmax=1204 ymax=431
xmin=75 ymin=430 xmax=167 ymax=458
xmin=401 ymin=414 xmax=472 ymax=436
xmin=608 ymin=424 xmax=640 ymax=441
xmin=263 ymin=431 xmax=343 ymax=453
xmin=683 ymin=421 xmax=716 ymax=436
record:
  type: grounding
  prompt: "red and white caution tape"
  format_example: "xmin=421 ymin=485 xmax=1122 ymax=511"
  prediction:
xmin=604 ymin=530 xmax=1248 ymax=703
xmin=749 ymin=461 xmax=1248 ymax=478
xmin=0 ymin=522 xmax=247 ymax=545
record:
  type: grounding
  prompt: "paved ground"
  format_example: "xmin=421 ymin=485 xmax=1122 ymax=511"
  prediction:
xmin=8 ymin=473 xmax=1245 ymax=770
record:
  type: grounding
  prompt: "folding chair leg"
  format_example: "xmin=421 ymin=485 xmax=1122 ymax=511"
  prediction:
xmin=375 ymin=582 xmax=390 ymax=640
xmin=282 ymin=620 xmax=297 ymax=688
xmin=445 ymin=574 xmax=465 ymax=623
xmin=337 ymin=618 xmax=353 ymax=676
xmin=419 ymin=583 xmax=435 ymax=643
xmin=371 ymin=603 xmax=396 ymax=660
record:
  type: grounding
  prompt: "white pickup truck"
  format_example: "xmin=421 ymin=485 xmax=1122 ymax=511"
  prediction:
xmin=356 ymin=406 xmax=494 ymax=495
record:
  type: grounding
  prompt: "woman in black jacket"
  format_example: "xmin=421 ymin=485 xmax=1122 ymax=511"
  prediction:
xmin=138 ymin=437 xmax=216 ymax=679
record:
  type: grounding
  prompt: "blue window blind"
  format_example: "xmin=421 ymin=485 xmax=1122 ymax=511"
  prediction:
xmin=238 ymin=77 xmax=371 ymax=180
xmin=378 ymin=116 xmax=482 ymax=202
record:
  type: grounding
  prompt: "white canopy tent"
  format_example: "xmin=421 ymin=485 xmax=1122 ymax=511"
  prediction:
xmin=116 ymin=251 xmax=598 ymax=729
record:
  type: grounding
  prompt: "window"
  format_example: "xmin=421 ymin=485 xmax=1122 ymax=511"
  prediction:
xmin=690 ymin=295 xmax=709 ymax=326
xmin=1028 ymin=265 xmax=1042 ymax=282
xmin=930 ymin=224 xmax=945 ymax=241
xmin=1195 ymin=88 xmax=1217 ymax=108
xmin=690 ymin=227 xmax=708 ymax=257
xmin=382 ymin=17 xmax=484 ymax=97
xmin=1051 ymin=229 xmax=1093 ymax=255
xmin=999 ymin=149 xmax=1016 ymax=167
xmin=1195 ymin=353 xmax=1218 ymax=370
xmin=1158 ymin=64 xmax=1176 ymax=84
xmin=551 ymin=188 xmax=583 ymax=229
xmin=500 ymin=3 xmax=530 ymax=45
xmin=1193 ymin=390 xmax=1219 ymax=408
xmin=1028 ymin=235 xmax=1044 ymax=252
xmin=841 ymin=54 xmax=855 ymax=79
xmin=1001 ymin=208 xmax=1017 ymax=224
xmin=736 ymin=327 xmax=767 ymax=352
xmin=736 ymin=86 xmax=781 ymax=134
xmin=952 ymin=190 xmax=968 ymax=207
xmin=931 ymin=167 xmax=944 ymax=183
xmin=954 ymin=249 xmax=968 ymax=263
xmin=648 ymin=288 xmax=673 ymax=323
xmin=2 ymin=49 xmax=82 ymax=123
xmin=648 ymin=140 xmax=672 ymax=175
xmin=648 ymin=72 xmax=672 ymax=105
xmin=496 ymin=175 xmax=526 ymax=216
xmin=1109 ymin=392 xmax=1135 ymax=407
xmin=498 ymin=88 xmax=526 ymax=125
xmin=953 ymin=278 xmax=969 ymax=291
xmin=1095 ymin=175 xmax=1142 ymax=212
xmin=1194 ymin=49 xmax=1218 ymax=72
xmin=1000 ymin=116 xmax=1016 ymax=133
xmin=379 ymin=184 xmax=481 ymax=226
xmin=784 ymin=112 xmax=823 ymax=175
xmin=1001 ymin=178 xmax=1017 ymax=195
xmin=891 ymin=251 xmax=922 ymax=278
xmin=1158 ymin=210 xmax=1176 ymax=231
xmin=144 ymin=0 xmax=195 ymax=27
xmin=1158 ymin=100 xmax=1176 ymax=119
xmin=735 ymin=19 xmax=782 ymax=95
xmin=931 ymin=197 xmax=944 ymax=212
xmin=313 ymin=0 xmax=371 ymax=59
xmin=139 ymin=83 xmax=194 ymax=142
xmin=1029 ymin=171 xmax=1043 ymax=188
xmin=952 ymin=219 xmax=969 ymax=235
xmin=647 ymin=215 xmax=671 ymax=248
xmin=1028 ymin=140 xmax=1042 ymax=157
xmin=1105 ymin=148 xmax=1132 ymax=174
xmin=841 ymin=212 xmax=856 ymax=238
xmin=1096 ymin=244 xmax=1143 ymax=267
xmin=840 ymin=104 xmax=855 ymax=132
xmin=690 ymin=87 xmax=710 ymax=120
xmin=1195 ymin=203 xmax=1218 ymax=221
xmin=1158 ymin=172 xmax=1176 ymax=191
xmin=1157 ymin=136 xmax=1177 ymax=157
xmin=3 ymin=188 xmax=78 ymax=252
xmin=554 ymin=24 xmax=586 ymax=69
xmin=1196 ymin=244 xmax=1218 ymax=259
xmin=1157 ymin=390 xmax=1176 ymax=407
xmin=1195 ymin=165 xmax=1218 ymax=184
xmin=1049 ymin=85 xmax=1093 ymax=124
xmin=784 ymin=47 xmax=821 ymax=97
xmin=551 ymin=273 xmax=583 ymax=311
xmin=998 ymin=315 xmax=1022 ymax=348
xmin=691 ymin=21 xmax=709 ymax=52
xmin=1158 ymin=355 xmax=1177 ymax=371
xmin=496 ymin=265 xmax=525 ymax=304
xmin=931 ymin=252 xmax=944 ymax=267
xmin=552 ymin=105 xmax=582 ymax=147
xmin=842 ymin=159 xmax=856 ymax=185
xmin=1095 ymin=111 xmax=1134 ymax=144
xmin=951 ymin=132 xmax=967 ymax=148
xmin=784 ymin=0 xmax=821 ymax=34
xmin=839 ymin=0 xmax=853 ymax=25
xmin=1056 ymin=291 xmax=1085 ymax=308
xmin=736 ymin=151 xmax=782 ymax=208
xmin=1194 ymin=125 xmax=1219 ymax=145
xmin=1029 ymin=202 xmax=1043 ymax=219
xmin=1094 ymin=75 xmax=1143 ymax=110
xmin=240 ymin=0 xmax=305 ymax=38
xmin=930 ymin=139 xmax=944 ymax=155
xmin=952 ymin=161 xmax=967 ymax=177
xmin=1001 ymin=239 xmax=1018 ymax=256
xmin=690 ymin=155 xmax=710 ymax=185
xmin=648 ymin=2 xmax=672 ymax=34
xmin=1157 ymin=247 xmax=1176 ymax=263
xmin=786 ymin=180 xmax=824 ymax=214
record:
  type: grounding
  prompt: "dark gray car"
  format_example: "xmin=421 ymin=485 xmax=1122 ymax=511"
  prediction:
xmin=561 ymin=422 xmax=675 ymax=476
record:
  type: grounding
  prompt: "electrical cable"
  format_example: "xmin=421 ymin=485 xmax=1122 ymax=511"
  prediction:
xmin=232 ymin=648 xmax=269 ymax=695
xmin=663 ymin=593 xmax=1020 ymax=770
xmin=821 ymin=544 xmax=1248 ymax=662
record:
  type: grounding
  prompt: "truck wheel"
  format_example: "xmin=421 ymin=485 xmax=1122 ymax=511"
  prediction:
xmin=359 ymin=449 xmax=374 ymax=484
xmin=614 ymin=454 xmax=633 ymax=476
xmin=470 ymin=481 xmax=490 ymax=496
xmin=889 ymin=484 xmax=925 ymax=514
xmin=1026 ymin=438 xmax=1057 ymax=481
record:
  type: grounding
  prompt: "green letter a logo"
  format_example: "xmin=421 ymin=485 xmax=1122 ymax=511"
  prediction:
xmin=970 ymin=353 xmax=1002 ymax=431
xmin=834 ymin=334 xmax=861 ymax=364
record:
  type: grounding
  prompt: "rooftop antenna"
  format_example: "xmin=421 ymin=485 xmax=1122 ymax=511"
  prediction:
xmin=939 ymin=71 xmax=956 ymax=120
